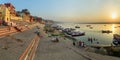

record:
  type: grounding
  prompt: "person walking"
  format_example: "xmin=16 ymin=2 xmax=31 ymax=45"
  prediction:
xmin=73 ymin=41 xmax=75 ymax=46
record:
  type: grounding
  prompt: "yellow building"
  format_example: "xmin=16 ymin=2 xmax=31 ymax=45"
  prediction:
xmin=21 ymin=9 xmax=31 ymax=22
xmin=4 ymin=3 xmax=23 ymax=21
xmin=0 ymin=4 xmax=10 ymax=22
xmin=22 ymin=13 xmax=30 ymax=22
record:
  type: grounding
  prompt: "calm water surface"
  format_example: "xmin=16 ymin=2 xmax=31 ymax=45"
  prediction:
xmin=58 ymin=23 xmax=120 ymax=46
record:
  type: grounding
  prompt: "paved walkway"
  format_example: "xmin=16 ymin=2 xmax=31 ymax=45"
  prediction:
xmin=0 ymin=27 xmax=37 ymax=60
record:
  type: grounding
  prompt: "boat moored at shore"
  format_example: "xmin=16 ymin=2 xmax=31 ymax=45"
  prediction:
xmin=113 ymin=34 xmax=120 ymax=46
xmin=75 ymin=26 xmax=80 ymax=28
xmin=62 ymin=28 xmax=85 ymax=37
xmin=102 ymin=30 xmax=112 ymax=33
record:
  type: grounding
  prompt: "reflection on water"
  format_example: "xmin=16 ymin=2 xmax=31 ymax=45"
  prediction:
xmin=112 ymin=24 xmax=115 ymax=34
xmin=58 ymin=23 xmax=120 ymax=46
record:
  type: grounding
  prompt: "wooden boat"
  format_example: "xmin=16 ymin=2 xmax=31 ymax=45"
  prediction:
xmin=118 ymin=26 xmax=120 ymax=27
xmin=113 ymin=34 xmax=120 ymax=45
xmin=62 ymin=28 xmax=85 ymax=37
xmin=75 ymin=26 xmax=80 ymax=28
xmin=89 ymin=27 xmax=93 ymax=29
xmin=86 ymin=25 xmax=91 ymax=27
xmin=70 ymin=31 xmax=85 ymax=37
xmin=102 ymin=30 xmax=112 ymax=33
xmin=62 ymin=28 xmax=75 ymax=33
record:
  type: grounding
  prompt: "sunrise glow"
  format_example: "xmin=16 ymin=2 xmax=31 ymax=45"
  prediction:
xmin=112 ymin=13 xmax=117 ymax=19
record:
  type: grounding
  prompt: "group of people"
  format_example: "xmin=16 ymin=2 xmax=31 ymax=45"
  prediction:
xmin=88 ymin=37 xmax=99 ymax=44
xmin=73 ymin=41 xmax=86 ymax=48
xmin=35 ymin=26 xmax=41 ymax=37
xmin=72 ymin=37 xmax=100 ymax=48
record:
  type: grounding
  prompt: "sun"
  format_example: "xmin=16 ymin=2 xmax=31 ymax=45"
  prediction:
xmin=112 ymin=13 xmax=117 ymax=19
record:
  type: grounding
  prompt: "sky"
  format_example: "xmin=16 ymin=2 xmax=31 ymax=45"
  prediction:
xmin=1 ymin=0 xmax=120 ymax=23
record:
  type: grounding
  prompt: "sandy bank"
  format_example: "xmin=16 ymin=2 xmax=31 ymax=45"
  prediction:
xmin=34 ymin=25 xmax=120 ymax=60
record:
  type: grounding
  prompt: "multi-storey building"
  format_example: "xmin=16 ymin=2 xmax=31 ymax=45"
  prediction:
xmin=21 ymin=9 xmax=31 ymax=22
xmin=0 ymin=4 xmax=10 ymax=22
xmin=30 ymin=16 xmax=34 ymax=22
xmin=4 ymin=3 xmax=23 ymax=21
xmin=4 ymin=3 xmax=16 ymax=16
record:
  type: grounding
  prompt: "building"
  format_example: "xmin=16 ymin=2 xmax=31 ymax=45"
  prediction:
xmin=30 ymin=16 xmax=34 ymax=22
xmin=0 ymin=3 xmax=35 ymax=23
xmin=0 ymin=4 xmax=10 ymax=22
xmin=4 ymin=3 xmax=16 ymax=16
xmin=16 ymin=9 xmax=32 ymax=22
xmin=21 ymin=9 xmax=31 ymax=22
xmin=4 ymin=3 xmax=23 ymax=21
xmin=45 ymin=20 xmax=54 ymax=26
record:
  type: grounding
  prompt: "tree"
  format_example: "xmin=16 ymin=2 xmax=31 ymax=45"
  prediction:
xmin=21 ymin=9 xmax=30 ymax=15
xmin=16 ymin=11 xmax=21 ymax=17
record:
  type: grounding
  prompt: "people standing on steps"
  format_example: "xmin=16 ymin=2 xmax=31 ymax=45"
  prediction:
xmin=35 ymin=26 xmax=41 ymax=37
xmin=88 ymin=37 xmax=99 ymax=44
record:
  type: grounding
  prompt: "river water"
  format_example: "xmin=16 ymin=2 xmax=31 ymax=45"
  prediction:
xmin=58 ymin=23 xmax=120 ymax=46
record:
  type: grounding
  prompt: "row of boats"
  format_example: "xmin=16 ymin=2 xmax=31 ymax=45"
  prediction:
xmin=62 ymin=28 xmax=85 ymax=37
xmin=101 ymin=30 xmax=112 ymax=33
xmin=52 ymin=25 xmax=85 ymax=37
xmin=52 ymin=24 xmax=113 ymax=36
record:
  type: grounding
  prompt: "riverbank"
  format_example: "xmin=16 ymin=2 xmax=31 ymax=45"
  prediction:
xmin=34 ymin=25 xmax=120 ymax=60
xmin=52 ymin=24 xmax=120 ymax=57
xmin=34 ymin=30 xmax=89 ymax=60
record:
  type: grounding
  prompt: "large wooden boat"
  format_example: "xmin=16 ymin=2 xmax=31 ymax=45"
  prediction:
xmin=102 ymin=30 xmax=112 ymax=33
xmin=113 ymin=34 xmax=120 ymax=45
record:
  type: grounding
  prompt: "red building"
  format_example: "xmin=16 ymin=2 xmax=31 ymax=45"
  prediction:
xmin=4 ymin=3 xmax=16 ymax=16
xmin=30 ymin=16 xmax=34 ymax=22
xmin=37 ymin=17 xmax=42 ymax=23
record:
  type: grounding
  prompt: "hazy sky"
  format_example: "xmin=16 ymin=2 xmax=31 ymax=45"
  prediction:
xmin=1 ymin=0 xmax=120 ymax=23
